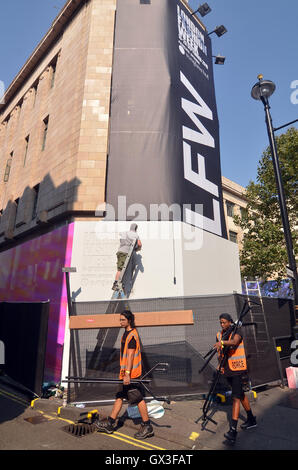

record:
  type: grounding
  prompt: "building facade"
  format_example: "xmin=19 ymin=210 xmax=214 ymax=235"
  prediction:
xmin=222 ymin=175 xmax=247 ymax=249
xmin=0 ymin=0 xmax=242 ymax=383
xmin=0 ymin=0 xmax=116 ymax=239
xmin=0 ymin=0 xmax=117 ymax=382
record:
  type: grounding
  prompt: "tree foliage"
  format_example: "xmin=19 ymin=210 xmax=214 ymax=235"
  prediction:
xmin=234 ymin=127 xmax=298 ymax=287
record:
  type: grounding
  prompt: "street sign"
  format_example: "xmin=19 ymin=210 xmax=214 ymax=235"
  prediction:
xmin=286 ymin=266 xmax=295 ymax=279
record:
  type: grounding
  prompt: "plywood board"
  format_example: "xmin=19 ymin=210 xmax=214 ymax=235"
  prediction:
xmin=69 ymin=310 xmax=194 ymax=330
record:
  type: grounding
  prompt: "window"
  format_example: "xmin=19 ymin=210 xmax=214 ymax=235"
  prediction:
xmin=3 ymin=152 xmax=13 ymax=182
xmin=24 ymin=135 xmax=30 ymax=166
xmin=226 ymin=201 xmax=235 ymax=217
xmin=16 ymin=102 xmax=22 ymax=121
xmin=14 ymin=198 xmax=19 ymax=228
xmin=32 ymin=83 xmax=38 ymax=107
xmin=240 ymin=206 xmax=247 ymax=219
xmin=41 ymin=116 xmax=49 ymax=151
xmin=49 ymin=55 xmax=59 ymax=89
xmin=140 ymin=0 xmax=151 ymax=3
xmin=50 ymin=64 xmax=56 ymax=88
xmin=32 ymin=184 xmax=40 ymax=220
xmin=229 ymin=231 xmax=238 ymax=244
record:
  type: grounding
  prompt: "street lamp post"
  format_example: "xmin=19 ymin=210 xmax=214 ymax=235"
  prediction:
xmin=251 ymin=75 xmax=298 ymax=338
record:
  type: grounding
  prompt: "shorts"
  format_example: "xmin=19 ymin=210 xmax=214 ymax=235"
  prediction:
xmin=117 ymin=252 xmax=128 ymax=271
xmin=115 ymin=382 xmax=145 ymax=405
xmin=226 ymin=375 xmax=245 ymax=399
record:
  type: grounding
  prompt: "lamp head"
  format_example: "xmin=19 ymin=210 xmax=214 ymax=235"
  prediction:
xmin=207 ymin=25 xmax=227 ymax=37
xmin=214 ymin=55 xmax=225 ymax=65
xmin=251 ymin=75 xmax=276 ymax=101
xmin=198 ymin=3 xmax=212 ymax=17
xmin=214 ymin=25 xmax=227 ymax=37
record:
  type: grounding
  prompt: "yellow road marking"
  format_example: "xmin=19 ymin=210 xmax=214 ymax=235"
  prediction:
xmin=34 ymin=406 xmax=162 ymax=450
xmin=0 ymin=389 xmax=166 ymax=449
xmin=114 ymin=431 xmax=165 ymax=450
xmin=38 ymin=409 xmax=75 ymax=425
xmin=38 ymin=412 xmax=56 ymax=421
xmin=0 ymin=389 xmax=74 ymax=425
xmin=0 ymin=389 xmax=29 ymax=406
xmin=31 ymin=398 xmax=39 ymax=408
xmin=57 ymin=416 xmax=76 ymax=424
xmin=53 ymin=414 xmax=74 ymax=425
xmin=107 ymin=432 xmax=159 ymax=450
xmin=53 ymin=417 xmax=164 ymax=450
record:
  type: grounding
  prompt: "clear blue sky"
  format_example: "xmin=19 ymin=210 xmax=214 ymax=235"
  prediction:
xmin=189 ymin=0 xmax=298 ymax=187
xmin=1 ymin=0 xmax=297 ymax=187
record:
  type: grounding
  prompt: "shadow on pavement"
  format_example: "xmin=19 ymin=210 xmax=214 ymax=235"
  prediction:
xmin=0 ymin=374 xmax=35 ymax=425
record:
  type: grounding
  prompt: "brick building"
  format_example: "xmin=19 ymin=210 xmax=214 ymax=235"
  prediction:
xmin=0 ymin=0 xmax=117 ymax=382
xmin=0 ymin=0 xmax=243 ymax=383
xmin=0 ymin=0 xmax=116 ymax=240
xmin=222 ymin=176 xmax=247 ymax=249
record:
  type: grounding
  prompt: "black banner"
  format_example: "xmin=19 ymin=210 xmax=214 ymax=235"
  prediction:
xmin=106 ymin=0 xmax=227 ymax=238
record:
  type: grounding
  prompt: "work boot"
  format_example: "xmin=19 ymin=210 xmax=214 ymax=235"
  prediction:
xmin=241 ymin=415 xmax=257 ymax=430
xmin=224 ymin=427 xmax=237 ymax=444
xmin=94 ymin=418 xmax=115 ymax=434
xmin=112 ymin=281 xmax=119 ymax=291
xmin=134 ymin=423 xmax=154 ymax=440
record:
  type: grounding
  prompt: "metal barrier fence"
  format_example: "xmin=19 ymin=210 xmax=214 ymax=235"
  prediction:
xmin=67 ymin=294 xmax=294 ymax=404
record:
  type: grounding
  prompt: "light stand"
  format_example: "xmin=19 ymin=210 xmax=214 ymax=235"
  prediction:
xmin=251 ymin=75 xmax=298 ymax=338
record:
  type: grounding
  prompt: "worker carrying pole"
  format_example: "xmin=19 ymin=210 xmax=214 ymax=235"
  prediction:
xmin=214 ymin=313 xmax=257 ymax=444
xmin=95 ymin=310 xmax=154 ymax=440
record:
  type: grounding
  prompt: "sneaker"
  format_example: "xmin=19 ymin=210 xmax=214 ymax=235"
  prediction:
xmin=112 ymin=281 xmax=119 ymax=291
xmin=94 ymin=419 xmax=115 ymax=434
xmin=241 ymin=416 xmax=257 ymax=430
xmin=134 ymin=423 xmax=154 ymax=440
xmin=224 ymin=427 xmax=237 ymax=444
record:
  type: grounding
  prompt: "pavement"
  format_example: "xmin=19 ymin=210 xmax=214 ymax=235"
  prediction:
xmin=1 ymin=374 xmax=298 ymax=456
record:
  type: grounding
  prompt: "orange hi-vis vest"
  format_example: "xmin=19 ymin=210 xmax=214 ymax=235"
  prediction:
xmin=119 ymin=328 xmax=142 ymax=379
xmin=217 ymin=331 xmax=247 ymax=372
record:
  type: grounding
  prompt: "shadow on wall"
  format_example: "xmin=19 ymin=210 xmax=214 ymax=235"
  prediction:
xmin=0 ymin=173 xmax=81 ymax=243
xmin=0 ymin=174 xmax=82 ymax=383
xmin=122 ymin=251 xmax=145 ymax=298
xmin=71 ymin=250 xmax=145 ymax=378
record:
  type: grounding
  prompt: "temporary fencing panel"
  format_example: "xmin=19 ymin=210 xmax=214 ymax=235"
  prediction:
xmin=67 ymin=294 xmax=294 ymax=403
xmin=236 ymin=295 xmax=294 ymax=388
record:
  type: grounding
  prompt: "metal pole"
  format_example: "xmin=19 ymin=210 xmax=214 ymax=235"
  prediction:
xmin=62 ymin=267 xmax=76 ymax=317
xmin=274 ymin=118 xmax=298 ymax=132
xmin=261 ymin=96 xmax=298 ymax=337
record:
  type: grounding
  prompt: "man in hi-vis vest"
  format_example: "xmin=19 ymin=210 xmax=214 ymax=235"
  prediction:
xmin=95 ymin=310 xmax=154 ymax=440
xmin=214 ymin=313 xmax=257 ymax=444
